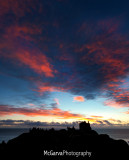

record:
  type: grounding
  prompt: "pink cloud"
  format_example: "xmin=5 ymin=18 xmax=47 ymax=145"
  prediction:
xmin=73 ymin=96 xmax=85 ymax=102
xmin=27 ymin=103 xmax=35 ymax=106
xmin=54 ymin=98 xmax=60 ymax=105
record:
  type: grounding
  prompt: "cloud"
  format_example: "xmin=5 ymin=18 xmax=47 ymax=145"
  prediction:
xmin=103 ymin=120 xmax=113 ymax=126
xmin=54 ymin=98 xmax=60 ymax=105
xmin=1 ymin=49 xmax=56 ymax=78
xmin=0 ymin=104 xmax=85 ymax=120
xmin=3 ymin=25 xmax=42 ymax=45
xmin=91 ymin=119 xmax=128 ymax=128
xmin=35 ymin=82 xmax=67 ymax=93
xmin=1 ymin=17 xmax=129 ymax=110
xmin=0 ymin=0 xmax=129 ymax=113
xmin=103 ymin=79 xmax=129 ymax=109
xmin=104 ymin=99 xmax=129 ymax=108
xmin=0 ymin=104 xmax=105 ymax=123
xmin=124 ymin=110 xmax=129 ymax=114
xmin=15 ymin=50 xmax=56 ymax=77
xmin=72 ymin=19 xmax=129 ymax=109
xmin=0 ymin=119 xmax=128 ymax=128
xmin=90 ymin=115 xmax=103 ymax=118
xmin=0 ymin=119 xmax=79 ymax=128
xmin=73 ymin=96 xmax=85 ymax=102
xmin=0 ymin=0 xmax=41 ymax=17
xmin=27 ymin=103 xmax=36 ymax=107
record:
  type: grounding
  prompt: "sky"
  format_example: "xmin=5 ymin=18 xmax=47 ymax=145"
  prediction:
xmin=0 ymin=0 xmax=129 ymax=128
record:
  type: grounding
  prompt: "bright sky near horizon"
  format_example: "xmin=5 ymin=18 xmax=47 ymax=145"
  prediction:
xmin=0 ymin=0 xmax=129 ymax=128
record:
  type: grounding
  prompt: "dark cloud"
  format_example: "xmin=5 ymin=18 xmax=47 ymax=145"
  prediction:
xmin=0 ymin=119 xmax=80 ymax=128
xmin=0 ymin=119 xmax=128 ymax=128
xmin=92 ymin=119 xmax=128 ymax=128
xmin=103 ymin=120 xmax=113 ymax=126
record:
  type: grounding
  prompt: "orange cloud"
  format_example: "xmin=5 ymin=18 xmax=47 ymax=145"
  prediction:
xmin=74 ymin=96 xmax=85 ymax=102
xmin=0 ymin=105 xmax=85 ymax=120
xmin=0 ymin=23 xmax=56 ymax=78
xmin=36 ymin=84 xmax=66 ymax=93
xmin=90 ymin=115 xmax=103 ymax=118
xmin=104 ymin=80 xmax=129 ymax=109
xmin=124 ymin=110 xmax=129 ymax=114
xmin=35 ymin=82 xmax=69 ymax=93
xmin=80 ymin=41 xmax=129 ymax=83
xmin=1 ymin=49 xmax=56 ymax=78
xmin=0 ymin=105 xmax=104 ymax=123
xmin=76 ymin=19 xmax=129 ymax=85
xmin=15 ymin=51 xmax=55 ymax=77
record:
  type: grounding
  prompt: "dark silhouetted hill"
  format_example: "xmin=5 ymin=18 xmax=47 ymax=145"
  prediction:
xmin=0 ymin=121 xmax=129 ymax=160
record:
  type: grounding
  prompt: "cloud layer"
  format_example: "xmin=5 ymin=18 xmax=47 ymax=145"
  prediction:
xmin=0 ymin=119 xmax=128 ymax=128
xmin=0 ymin=104 xmax=84 ymax=119
xmin=0 ymin=0 xmax=129 ymax=119
xmin=0 ymin=103 xmax=105 ymax=122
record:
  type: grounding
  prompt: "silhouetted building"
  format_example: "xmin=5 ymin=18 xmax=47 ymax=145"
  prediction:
xmin=67 ymin=126 xmax=75 ymax=132
xmin=79 ymin=121 xmax=91 ymax=132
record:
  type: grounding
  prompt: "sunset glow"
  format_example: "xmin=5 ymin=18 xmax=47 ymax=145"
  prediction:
xmin=0 ymin=0 xmax=129 ymax=128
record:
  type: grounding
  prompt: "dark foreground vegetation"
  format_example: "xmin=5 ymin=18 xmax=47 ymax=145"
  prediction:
xmin=0 ymin=121 xmax=129 ymax=160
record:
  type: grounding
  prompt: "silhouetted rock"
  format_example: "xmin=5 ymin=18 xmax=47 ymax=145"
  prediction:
xmin=0 ymin=121 xmax=128 ymax=160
